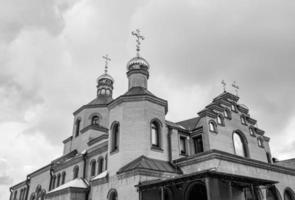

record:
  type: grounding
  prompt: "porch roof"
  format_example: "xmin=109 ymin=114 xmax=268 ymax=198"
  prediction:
xmin=136 ymin=169 xmax=278 ymax=190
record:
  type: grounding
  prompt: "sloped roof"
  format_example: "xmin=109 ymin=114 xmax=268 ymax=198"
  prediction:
xmin=165 ymin=120 xmax=186 ymax=130
xmin=87 ymin=96 xmax=113 ymax=105
xmin=122 ymin=87 xmax=156 ymax=97
xmin=176 ymin=117 xmax=200 ymax=130
xmin=118 ymin=156 xmax=180 ymax=174
xmin=47 ymin=178 xmax=88 ymax=194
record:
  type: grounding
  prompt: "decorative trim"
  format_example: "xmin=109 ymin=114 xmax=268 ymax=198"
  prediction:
xmin=198 ymin=109 xmax=217 ymax=118
xmin=174 ymin=149 xmax=295 ymax=176
xmin=127 ymin=68 xmax=149 ymax=78
xmin=46 ymin=187 xmax=88 ymax=198
xmin=90 ymin=176 xmax=109 ymax=186
xmin=117 ymin=168 xmax=180 ymax=180
xmin=87 ymin=141 xmax=108 ymax=158
xmin=88 ymin=134 xmax=108 ymax=146
xmin=80 ymin=125 xmax=108 ymax=134
xmin=73 ymin=104 xmax=107 ymax=116
xmin=52 ymin=155 xmax=83 ymax=172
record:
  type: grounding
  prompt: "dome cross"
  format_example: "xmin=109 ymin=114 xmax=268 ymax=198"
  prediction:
xmin=131 ymin=29 xmax=144 ymax=57
xmin=102 ymin=54 xmax=111 ymax=74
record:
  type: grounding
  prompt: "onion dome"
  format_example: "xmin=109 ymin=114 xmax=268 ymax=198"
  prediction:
xmin=126 ymin=56 xmax=150 ymax=78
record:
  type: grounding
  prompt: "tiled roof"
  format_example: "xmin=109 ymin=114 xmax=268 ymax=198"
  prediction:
xmin=176 ymin=117 xmax=200 ymax=130
xmin=118 ymin=156 xmax=180 ymax=174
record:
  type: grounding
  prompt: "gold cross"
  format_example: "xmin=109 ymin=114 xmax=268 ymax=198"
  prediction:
xmin=221 ymin=80 xmax=226 ymax=92
xmin=102 ymin=54 xmax=111 ymax=74
xmin=131 ymin=29 xmax=144 ymax=57
xmin=232 ymin=81 xmax=240 ymax=96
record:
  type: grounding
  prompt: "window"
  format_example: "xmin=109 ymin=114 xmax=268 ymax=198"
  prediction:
xmin=91 ymin=116 xmax=99 ymax=125
xmin=105 ymin=155 xmax=108 ymax=170
xmin=52 ymin=175 xmax=56 ymax=189
xmin=258 ymin=138 xmax=264 ymax=148
xmin=75 ymin=119 xmax=81 ymax=137
xmin=249 ymin=127 xmax=255 ymax=136
xmin=284 ymin=188 xmax=295 ymax=200
xmin=57 ymin=173 xmax=61 ymax=187
xmin=111 ymin=123 xmax=120 ymax=152
xmin=179 ymin=136 xmax=187 ymax=155
xmin=13 ymin=191 xmax=17 ymax=200
xmin=98 ymin=157 xmax=104 ymax=174
xmin=266 ymin=152 xmax=272 ymax=164
xmin=217 ymin=114 xmax=224 ymax=125
xmin=193 ymin=135 xmax=204 ymax=154
xmin=73 ymin=166 xmax=79 ymax=179
xmin=90 ymin=160 xmax=96 ymax=177
xmin=209 ymin=121 xmax=217 ymax=133
xmin=107 ymin=189 xmax=118 ymax=200
xmin=224 ymin=108 xmax=231 ymax=119
xmin=241 ymin=116 xmax=247 ymax=125
xmin=233 ymin=131 xmax=248 ymax=157
xmin=151 ymin=121 xmax=160 ymax=147
xmin=231 ymin=104 xmax=237 ymax=112
xmin=61 ymin=172 xmax=66 ymax=184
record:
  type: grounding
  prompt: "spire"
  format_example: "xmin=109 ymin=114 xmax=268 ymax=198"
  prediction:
xmin=96 ymin=54 xmax=114 ymax=100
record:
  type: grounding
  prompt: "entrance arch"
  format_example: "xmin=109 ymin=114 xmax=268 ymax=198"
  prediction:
xmin=185 ymin=181 xmax=207 ymax=200
xmin=267 ymin=186 xmax=282 ymax=200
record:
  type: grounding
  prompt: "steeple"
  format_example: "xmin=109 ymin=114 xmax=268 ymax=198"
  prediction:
xmin=127 ymin=29 xmax=150 ymax=90
xmin=96 ymin=54 xmax=114 ymax=101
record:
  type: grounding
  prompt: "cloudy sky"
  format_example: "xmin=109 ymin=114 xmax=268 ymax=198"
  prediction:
xmin=1 ymin=0 xmax=295 ymax=199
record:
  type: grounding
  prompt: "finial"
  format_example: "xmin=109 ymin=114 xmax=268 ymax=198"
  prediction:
xmin=102 ymin=54 xmax=111 ymax=74
xmin=232 ymin=81 xmax=240 ymax=96
xmin=221 ymin=80 xmax=226 ymax=92
xmin=131 ymin=29 xmax=144 ymax=57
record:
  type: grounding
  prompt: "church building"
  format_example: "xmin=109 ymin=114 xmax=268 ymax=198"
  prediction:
xmin=9 ymin=30 xmax=295 ymax=200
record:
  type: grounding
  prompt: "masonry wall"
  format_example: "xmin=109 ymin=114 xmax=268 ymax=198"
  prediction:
xmin=28 ymin=168 xmax=51 ymax=198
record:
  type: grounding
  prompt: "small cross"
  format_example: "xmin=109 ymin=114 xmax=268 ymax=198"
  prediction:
xmin=232 ymin=81 xmax=240 ymax=96
xmin=131 ymin=29 xmax=144 ymax=57
xmin=221 ymin=80 xmax=226 ymax=92
xmin=102 ymin=54 xmax=111 ymax=74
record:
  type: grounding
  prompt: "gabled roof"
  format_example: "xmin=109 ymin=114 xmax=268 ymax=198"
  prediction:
xmin=176 ymin=117 xmax=200 ymax=130
xmin=118 ymin=156 xmax=180 ymax=174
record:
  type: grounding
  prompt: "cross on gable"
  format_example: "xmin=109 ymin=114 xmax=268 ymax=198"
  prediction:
xmin=221 ymin=80 xmax=226 ymax=92
xmin=102 ymin=54 xmax=111 ymax=74
xmin=232 ymin=81 xmax=240 ymax=96
xmin=131 ymin=29 xmax=145 ymax=56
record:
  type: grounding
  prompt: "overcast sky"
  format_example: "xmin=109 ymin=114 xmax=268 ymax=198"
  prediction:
xmin=1 ymin=0 xmax=295 ymax=199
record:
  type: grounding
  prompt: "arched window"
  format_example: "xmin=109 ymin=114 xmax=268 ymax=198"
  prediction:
xmin=90 ymin=160 xmax=96 ymax=177
xmin=284 ymin=188 xmax=295 ymax=200
xmin=241 ymin=116 xmax=247 ymax=125
xmin=75 ymin=119 xmax=81 ymax=137
xmin=258 ymin=137 xmax=264 ymax=148
xmin=224 ymin=108 xmax=231 ymax=119
xmin=249 ymin=127 xmax=255 ymax=136
xmin=52 ymin=175 xmax=56 ymax=189
xmin=233 ymin=131 xmax=248 ymax=157
xmin=56 ymin=173 xmax=61 ymax=187
xmin=217 ymin=114 xmax=224 ymax=125
xmin=267 ymin=186 xmax=281 ymax=200
xmin=107 ymin=189 xmax=118 ymax=200
xmin=151 ymin=121 xmax=161 ymax=147
xmin=40 ymin=190 xmax=46 ymax=200
xmin=73 ymin=165 xmax=79 ymax=179
xmin=91 ymin=116 xmax=99 ymax=125
xmin=231 ymin=104 xmax=237 ymax=112
xmin=185 ymin=182 xmax=207 ymax=200
xmin=105 ymin=155 xmax=108 ymax=170
xmin=111 ymin=122 xmax=120 ymax=152
xmin=97 ymin=157 xmax=104 ymax=174
xmin=61 ymin=172 xmax=66 ymax=184
xmin=209 ymin=121 xmax=217 ymax=133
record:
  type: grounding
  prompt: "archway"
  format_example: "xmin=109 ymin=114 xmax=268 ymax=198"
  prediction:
xmin=185 ymin=182 xmax=207 ymax=200
xmin=267 ymin=186 xmax=282 ymax=200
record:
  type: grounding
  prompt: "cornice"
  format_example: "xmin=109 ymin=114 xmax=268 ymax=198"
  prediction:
xmin=80 ymin=125 xmax=108 ymax=134
xmin=198 ymin=109 xmax=217 ymax=118
xmin=88 ymin=134 xmax=108 ymax=146
xmin=10 ymin=180 xmax=27 ymax=190
xmin=52 ymin=155 xmax=83 ymax=172
xmin=174 ymin=150 xmax=295 ymax=176
xmin=87 ymin=141 xmax=108 ymax=158
xmin=90 ymin=176 xmax=109 ymax=186
xmin=206 ymin=103 xmax=225 ymax=112
xmin=63 ymin=136 xmax=72 ymax=144
xmin=245 ymin=116 xmax=257 ymax=125
xmin=73 ymin=104 xmax=107 ymax=116
xmin=108 ymin=94 xmax=168 ymax=114
xmin=117 ymin=168 xmax=179 ymax=180
xmin=28 ymin=164 xmax=51 ymax=178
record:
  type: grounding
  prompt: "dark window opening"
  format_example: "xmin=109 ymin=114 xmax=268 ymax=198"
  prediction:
xmin=193 ymin=135 xmax=204 ymax=154
xmin=179 ymin=136 xmax=187 ymax=155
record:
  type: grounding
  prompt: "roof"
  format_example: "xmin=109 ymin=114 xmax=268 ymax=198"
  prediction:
xmin=136 ymin=169 xmax=278 ymax=189
xmin=122 ymin=87 xmax=156 ymax=97
xmin=165 ymin=120 xmax=186 ymax=130
xmin=91 ymin=171 xmax=108 ymax=181
xmin=176 ymin=117 xmax=200 ymax=130
xmin=118 ymin=155 xmax=180 ymax=174
xmin=276 ymin=158 xmax=295 ymax=169
xmin=87 ymin=96 xmax=113 ymax=105
xmin=47 ymin=178 xmax=88 ymax=194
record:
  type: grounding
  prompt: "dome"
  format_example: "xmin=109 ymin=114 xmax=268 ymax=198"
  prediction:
xmin=127 ymin=56 xmax=150 ymax=71
xmin=97 ymin=73 xmax=114 ymax=82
